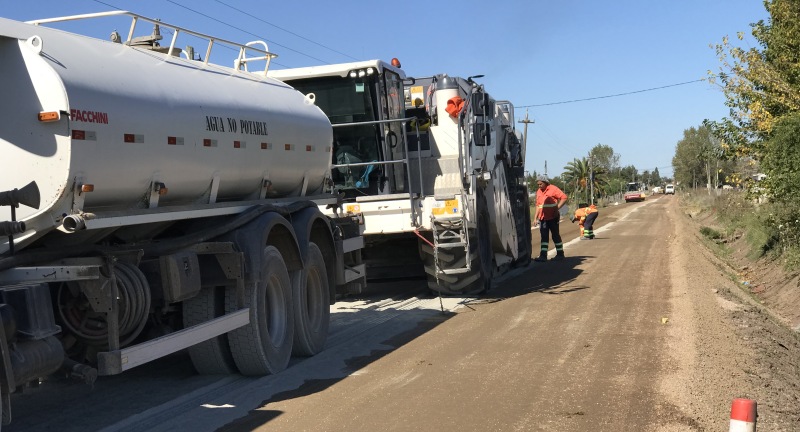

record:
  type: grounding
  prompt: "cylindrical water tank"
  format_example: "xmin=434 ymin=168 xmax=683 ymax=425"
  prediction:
xmin=0 ymin=17 xmax=332 ymax=242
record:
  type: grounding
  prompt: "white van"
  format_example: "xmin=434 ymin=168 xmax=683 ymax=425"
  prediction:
xmin=665 ymin=184 xmax=675 ymax=195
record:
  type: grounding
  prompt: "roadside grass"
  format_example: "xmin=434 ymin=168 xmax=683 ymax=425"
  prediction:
xmin=684 ymin=189 xmax=800 ymax=272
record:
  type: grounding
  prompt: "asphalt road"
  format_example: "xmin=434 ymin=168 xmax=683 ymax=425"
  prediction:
xmin=7 ymin=195 xmax=702 ymax=431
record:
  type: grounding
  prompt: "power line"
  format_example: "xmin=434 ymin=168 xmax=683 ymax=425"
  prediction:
xmin=215 ymin=0 xmax=359 ymax=62
xmin=164 ymin=0 xmax=330 ymax=65
xmin=519 ymin=79 xmax=705 ymax=108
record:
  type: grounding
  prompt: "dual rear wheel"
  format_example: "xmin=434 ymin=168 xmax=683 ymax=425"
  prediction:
xmin=184 ymin=242 xmax=329 ymax=376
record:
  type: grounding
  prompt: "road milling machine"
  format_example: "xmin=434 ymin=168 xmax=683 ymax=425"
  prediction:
xmin=270 ymin=62 xmax=532 ymax=295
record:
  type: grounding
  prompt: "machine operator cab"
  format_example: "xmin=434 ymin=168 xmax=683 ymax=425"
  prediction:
xmin=269 ymin=60 xmax=407 ymax=199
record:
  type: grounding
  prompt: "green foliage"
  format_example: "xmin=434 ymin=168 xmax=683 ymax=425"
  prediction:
xmin=745 ymin=205 xmax=781 ymax=258
xmin=700 ymin=226 xmax=723 ymax=239
xmin=706 ymin=191 xmax=797 ymax=265
xmin=672 ymin=124 xmax=736 ymax=189
xmin=619 ymin=165 xmax=638 ymax=182
xmin=589 ymin=144 xmax=619 ymax=173
xmin=761 ymin=112 xmax=800 ymax=203
xmin=562 ymin=157 xmax=608 ymax=203
xmin=707 ymin=0 xmax=800 ymax=170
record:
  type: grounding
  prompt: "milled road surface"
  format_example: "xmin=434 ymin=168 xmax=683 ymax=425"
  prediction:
xmin=225 ymin=198 xmax=673 ymax=431
xmin=8 ymin=195 xmax=800 ymax=431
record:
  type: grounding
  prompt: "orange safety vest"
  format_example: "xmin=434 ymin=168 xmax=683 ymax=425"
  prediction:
xmin=535 ymin=184 xmax=567 ymax=221
xmin=574 ymin=208 xmax=586 ymax=225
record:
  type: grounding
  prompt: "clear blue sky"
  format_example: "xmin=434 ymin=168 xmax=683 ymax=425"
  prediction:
xmin=3 ymin=0 xmax=769 ymax=179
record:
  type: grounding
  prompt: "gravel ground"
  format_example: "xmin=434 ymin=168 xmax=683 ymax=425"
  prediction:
xmin=657 ymin=195 xmax=800 ymax=431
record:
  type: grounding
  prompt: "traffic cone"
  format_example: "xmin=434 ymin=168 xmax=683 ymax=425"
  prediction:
xmin=729 ymin=398 xmax=757 ymax=432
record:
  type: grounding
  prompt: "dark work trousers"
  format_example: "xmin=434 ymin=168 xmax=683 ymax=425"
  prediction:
xmin=538 ymin=217 xmax=564 ymax=258
xmin=583 ymin=212 xmax=598 ymax=238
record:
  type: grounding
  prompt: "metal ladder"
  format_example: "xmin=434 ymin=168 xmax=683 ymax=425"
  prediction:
xmin=430 ymin=215 xmax=472 ymax=278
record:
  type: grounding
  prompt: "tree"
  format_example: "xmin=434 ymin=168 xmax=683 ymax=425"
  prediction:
xmin=652 ymin=167 xmax=662 ymax=185
xmin=589 ymin=144 xmax=620 ymax=174
xmin=673 ymin=125 xmax=723 ymax=190
xmin=562 ymin=158 xmax=608 ymax=204
xmin=707 ymin=0 xmax=800 ymax=179
xmin=762 ymin=112 xmax=800 ymax=203
xmin=619 ymin=165 xmax=638 ymax=182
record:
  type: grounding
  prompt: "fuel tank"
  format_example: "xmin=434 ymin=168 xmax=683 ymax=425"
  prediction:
xmin=0 ymin=16 xmax=333 ymax=248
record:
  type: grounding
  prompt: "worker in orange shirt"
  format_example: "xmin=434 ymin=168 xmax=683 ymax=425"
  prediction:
xmin=534 ymin=175 xmax=568 ymax=261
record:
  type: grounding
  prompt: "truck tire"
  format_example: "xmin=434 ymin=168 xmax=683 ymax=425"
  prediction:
xmin=472 ymin=203 xmax=494 ymax=294
xmin=226 ymin=245 xmax=294 ymax=376
xmin=291 ymin=242 xmax=330 ymax=356
xmin=183 ymin=286 xmax=237 ymax=374
xmin=514 ymin=188 xmax=532 ymax=268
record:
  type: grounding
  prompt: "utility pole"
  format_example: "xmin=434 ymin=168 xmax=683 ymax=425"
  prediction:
xmin=518 ymin=110 xmax=534 ymax=165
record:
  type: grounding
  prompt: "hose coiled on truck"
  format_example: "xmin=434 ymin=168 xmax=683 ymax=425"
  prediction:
xmin=57 ymin=261 xmax=151 ymax=348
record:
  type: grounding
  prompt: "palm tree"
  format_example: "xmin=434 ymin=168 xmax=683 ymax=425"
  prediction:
xmin=563 ymin=157 xmax=608 ymax=203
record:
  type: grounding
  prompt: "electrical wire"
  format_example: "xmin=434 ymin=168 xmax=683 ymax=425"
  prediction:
xmin=214 ymin=0 xmax=359 ymax=62
xmin=519 ymin=79 xmax=705 ymax=108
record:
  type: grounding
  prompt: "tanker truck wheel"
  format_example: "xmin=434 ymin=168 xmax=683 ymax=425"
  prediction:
xmin=291 ymin=242 xmax=330 ymax=356
xmin=183 ymin=286 xmax=238 ymax=374
xmin=226 ymin=245 xmax=294 ymax=376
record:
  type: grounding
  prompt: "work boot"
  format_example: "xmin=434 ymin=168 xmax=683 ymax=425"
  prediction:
xmin=534 ymin=254 xmax=547 ymax=262
xmin=552 ymin=252 xmax=565 ymax=261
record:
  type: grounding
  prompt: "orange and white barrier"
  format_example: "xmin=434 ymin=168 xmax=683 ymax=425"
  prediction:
xmin=729 ymin=398 xmax=757 ymax=432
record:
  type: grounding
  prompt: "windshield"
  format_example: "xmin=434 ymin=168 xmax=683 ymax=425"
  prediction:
xmin=284 ymin=75 xmax=383 ymax=193
xmin=626 ymin=182 xmax=641 ymax=192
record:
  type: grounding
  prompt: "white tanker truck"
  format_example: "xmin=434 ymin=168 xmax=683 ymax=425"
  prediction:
xmin=0 ymin=11 xmax=366 ymax=425
xmin=269 ymin=63 xmax=532 ymax=295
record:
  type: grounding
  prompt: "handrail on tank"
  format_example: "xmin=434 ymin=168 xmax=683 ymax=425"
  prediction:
xmin=331 ymin=117 xmax=424 ymax=226
xmin=26 ymin=10 xmax=278 ymax=74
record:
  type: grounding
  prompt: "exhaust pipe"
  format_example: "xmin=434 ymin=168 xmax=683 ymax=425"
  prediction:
xmin=62 ymin=215 xmax=86 ymax=232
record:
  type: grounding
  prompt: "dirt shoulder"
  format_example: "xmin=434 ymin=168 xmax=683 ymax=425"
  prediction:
xmin=686 ymin=197 xmax=800 ymax=330
xmin=659 ymin=194 xmax=800 ymax=430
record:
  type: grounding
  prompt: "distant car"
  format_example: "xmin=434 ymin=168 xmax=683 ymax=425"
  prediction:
xmin=665 ymin=184 xmax=675 ymax=195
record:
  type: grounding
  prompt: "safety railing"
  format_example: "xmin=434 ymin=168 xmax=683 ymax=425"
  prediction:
xmin=331 ymin=117 xmax=424 ymax=226
xmin=27 ymin=10 xmax=278 ymax=75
